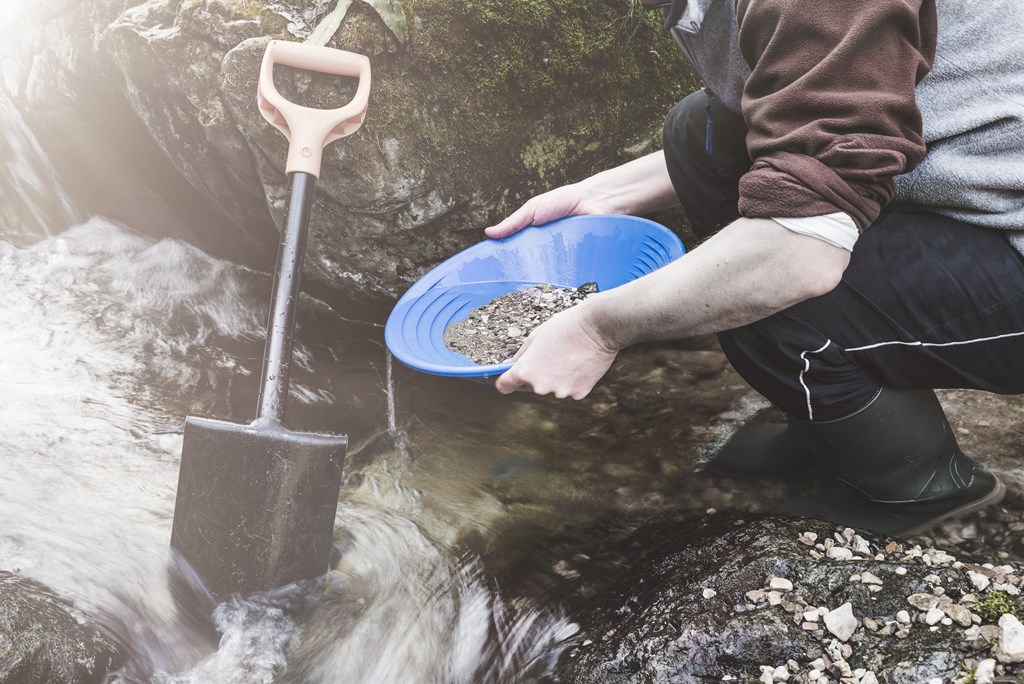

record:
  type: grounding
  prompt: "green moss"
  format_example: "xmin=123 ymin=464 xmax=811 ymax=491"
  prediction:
xmin=325 ymin=0 xmax=698 ymax=219
xmin=225 ymin=0 xmax=267 ymax=20
xmin=978 ymin=590 xmax=1020 ymax=623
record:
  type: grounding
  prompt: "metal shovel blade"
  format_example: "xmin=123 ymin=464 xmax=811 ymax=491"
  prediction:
xmin=170 ymin=415 xmax=347 ymax=599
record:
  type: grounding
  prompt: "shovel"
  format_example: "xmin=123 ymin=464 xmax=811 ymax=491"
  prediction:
xmin=170 ymin=40 xmax=371 ymax=600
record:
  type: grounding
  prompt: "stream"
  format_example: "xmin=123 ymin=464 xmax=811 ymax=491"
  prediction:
xmin=3 ymin=12 xmax=1023 ymax=683
xmin=0 ymin=62 xmax=784 ymax=680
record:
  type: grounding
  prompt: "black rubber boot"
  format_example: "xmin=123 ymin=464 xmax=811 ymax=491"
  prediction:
xmin=788 ymin=387 xmax=1005 ymax=537
xmin=706 ymin=423 xmax=822 ymax=478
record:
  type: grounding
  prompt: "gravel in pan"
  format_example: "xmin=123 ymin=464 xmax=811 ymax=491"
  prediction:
xmin=444 ymin=283 xmax=598 ymax=366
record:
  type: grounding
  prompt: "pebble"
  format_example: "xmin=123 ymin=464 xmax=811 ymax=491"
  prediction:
xmin=860 ymin=672 xmax=879 ymax=684
xmin=851 ymin=535 xmax=872 ymax=555
xmin=943 ymin=603 xmax=974 ymax=627
xmin=859 ymin=571 xmax=883 ymax=586
xmin=823 ymin=602 xmax=857 ymax=642
xmin=895 ymin=566 xmax=907 ymax=576
xmin=995 ymin=613 xmax=1024 ymax=663
xmin=969 ymin=570 xmax=992 ymax=591
xmin=907 ymin=593 xmax=939 ymax=611
xmin=896 ymin=610 xmax=911 ymax=625
xmin=702 ymin=588 xmax=717 ymax=599
xmin=827 ymin=547 xmax=854 ymax=561
xmin=769 ymin=577 xmax=794 ymax=592
xmin=925 ymin=607 xmax=944 ymax=626
xmin=974 ymin=657 xmax=996 ymax=684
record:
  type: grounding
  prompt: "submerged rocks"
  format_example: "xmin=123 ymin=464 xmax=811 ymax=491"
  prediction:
xmin=0 ymin=571 xmax=122 ymax=683
xmin=555 ymin=515 xmax=1023 ymax=684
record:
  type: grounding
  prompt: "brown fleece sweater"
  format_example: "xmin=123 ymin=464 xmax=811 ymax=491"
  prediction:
xmin=733 ymin=0 xmax=937 ymax=230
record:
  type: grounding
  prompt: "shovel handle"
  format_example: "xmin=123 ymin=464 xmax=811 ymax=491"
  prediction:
xmin=257 ymin=40 xmax=371 ymax=178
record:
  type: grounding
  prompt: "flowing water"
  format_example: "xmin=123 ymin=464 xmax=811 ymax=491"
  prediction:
xmin=0 ymin=37 xmax=835 ymax=679
xmin=10 ymin=12 xmax=1021 ymax=682
xmin=0 ymin=58 xmax=795 ymax=677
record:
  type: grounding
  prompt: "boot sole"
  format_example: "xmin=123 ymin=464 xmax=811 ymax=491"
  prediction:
xmin=901 ymin=475 xmax=1007 ymax=538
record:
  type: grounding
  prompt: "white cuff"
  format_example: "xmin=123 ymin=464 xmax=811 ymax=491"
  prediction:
xmin=772 ymin=212 xmax=859 ymax=252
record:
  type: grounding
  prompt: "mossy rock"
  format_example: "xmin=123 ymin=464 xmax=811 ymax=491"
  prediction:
xmin=82 ymin=0 xmax=698 ymax=301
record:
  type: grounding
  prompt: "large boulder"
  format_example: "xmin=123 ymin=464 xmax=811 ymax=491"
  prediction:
xmin=4 ymin=0 xmax=696 ymax=302
xmin=0 ymin=571 xmax=122 ymax=683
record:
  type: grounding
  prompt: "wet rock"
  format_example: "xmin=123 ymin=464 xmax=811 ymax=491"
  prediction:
xmin=554 ymin=515 xmax=1001 ymax=683
xmin=0 ymin=571 xmax=122 ymax=683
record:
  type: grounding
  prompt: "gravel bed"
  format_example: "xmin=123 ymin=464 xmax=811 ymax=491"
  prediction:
xmin=444 ymin=283 xmax=598 ymax=365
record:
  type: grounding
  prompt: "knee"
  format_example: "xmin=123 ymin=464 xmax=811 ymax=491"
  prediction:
xmin=662 ymin=89 xmax=708 ymax=152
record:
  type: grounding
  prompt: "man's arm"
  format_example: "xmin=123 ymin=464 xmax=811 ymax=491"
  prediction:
xmin=495 ymin=217 xmax=850 ymax=398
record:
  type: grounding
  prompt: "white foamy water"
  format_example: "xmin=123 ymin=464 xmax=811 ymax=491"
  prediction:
xmin=0 ymin=219 xmax=575 ymax=683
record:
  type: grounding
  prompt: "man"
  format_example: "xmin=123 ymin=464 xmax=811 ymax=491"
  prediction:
xmin=484 ymin=0 xmax=1024 ymax=535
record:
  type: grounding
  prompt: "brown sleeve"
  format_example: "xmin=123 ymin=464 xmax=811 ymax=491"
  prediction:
xmin=735 ymin=0 xmax=937 ymax=229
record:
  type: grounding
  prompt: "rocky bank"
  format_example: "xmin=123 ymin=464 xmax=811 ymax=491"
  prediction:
xmin=0 ymin=0 xmax=696 ymax=302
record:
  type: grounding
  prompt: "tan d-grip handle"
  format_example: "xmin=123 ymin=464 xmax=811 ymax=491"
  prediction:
xmin=257 ymin=40 xmax=371 ymax=178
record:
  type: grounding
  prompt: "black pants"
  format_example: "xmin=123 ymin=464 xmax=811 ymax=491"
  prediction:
xmin=663 ymin=90 xmax=1024 ymax=421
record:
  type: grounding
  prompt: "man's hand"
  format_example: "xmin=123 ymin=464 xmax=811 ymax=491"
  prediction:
xmin=494 ymin=303 xmax=617 ymax=399
xmin=485 ymin=151 xmax=680 ymax=240
xmin=485 ymin=184 xmax=589 ymax=240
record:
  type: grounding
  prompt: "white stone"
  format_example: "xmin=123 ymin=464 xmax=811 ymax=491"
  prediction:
xmin=852 ymin=535 xmax=871 ymax=555
xmin=944 ymin=603 xmax=974 ymax=627
xmin=925 ymin=608 xmax=945 ymax=626
xmin=768 ymin=591 xmax=784 ymax=606
xmin=994 ymin=613 xmax=1024 ymax=663
xmin=808 ymin=671 xmax=820 ymax=681
xmin=824 ymin=602 xmax=858 ymax=642
xmin=772 ymin=665 xmax=790 ymax=681
xmin=810 ymin=658 xmax=826 ymax=671
xmin=860 ymin=571 xmax=883 ymax=586
xmin=827 ymin=547 xmax=854 ymax=560
xmin=974 ymin=658 xmax=996 ymax=684
xmin=896 ymin=610 xmax=911 ymax=625
xmin=908 ymin=593 xmax=939 ymax=611
xmin=769 ymin=577 xmax=794 ymax=592
xmin=759 ymin=666 xmax=774 ymax=684
xmin=895 ymin=566 xmax=907 ymax=575
xmin=803 ymin=531 xmax=818 ymax=542
xmin=969 ymin=570 xmax=991 ymax=591
xmin=860 ymin=672 xmax=879 ymax=684
xmin=702 ymin=588 xmax=717 ymax=599
xmin=928 ymin=679 xmax=942 ymax=684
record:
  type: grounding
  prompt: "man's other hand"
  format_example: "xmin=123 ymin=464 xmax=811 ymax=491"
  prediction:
xmin=494 ymin=304 xmax=617 ymax=399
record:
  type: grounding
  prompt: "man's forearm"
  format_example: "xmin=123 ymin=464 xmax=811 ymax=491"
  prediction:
xmin=581 ymin=217 xmax=852 ymax=348
xmin=576 ymin=150 xmax=680 ymax=217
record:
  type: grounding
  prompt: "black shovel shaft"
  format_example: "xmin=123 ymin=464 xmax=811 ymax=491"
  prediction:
xmin=257 ymin=171 xmax=316 ymax=424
